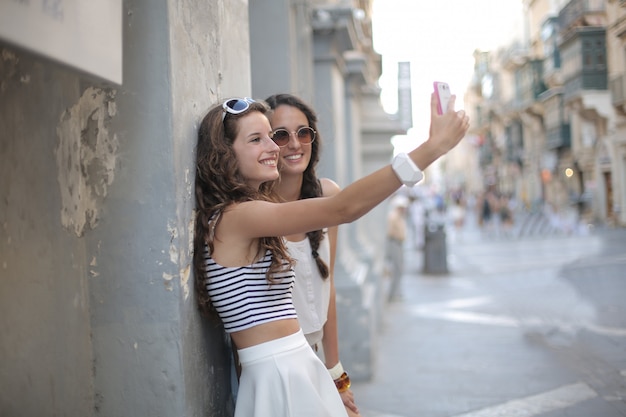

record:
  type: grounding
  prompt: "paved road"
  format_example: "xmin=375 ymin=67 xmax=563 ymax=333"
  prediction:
xmin=351 ymin=214 xmax=626 ymax=417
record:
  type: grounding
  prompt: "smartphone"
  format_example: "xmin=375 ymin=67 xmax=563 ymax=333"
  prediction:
xmin=433 ymin=81 xmax=452 ymax=115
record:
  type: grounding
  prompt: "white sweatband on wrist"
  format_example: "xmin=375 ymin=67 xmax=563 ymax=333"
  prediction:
xmin=328 ymin=361 xmax=345 ymax=380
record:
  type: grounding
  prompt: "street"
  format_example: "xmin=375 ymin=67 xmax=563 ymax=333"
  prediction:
xmin=352 ymin=212 xmax=626 ymax=417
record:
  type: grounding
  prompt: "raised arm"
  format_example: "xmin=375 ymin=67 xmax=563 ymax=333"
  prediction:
xmin=225 ymin=94 xmax=468 ymax=240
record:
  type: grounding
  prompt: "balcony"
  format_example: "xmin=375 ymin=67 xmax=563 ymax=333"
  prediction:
xmin=560 ymin=27 xmax=607 ymax=101
xmin=546 ymin=123 xmax=571 ymax=149
xmin=543 ymin=44 xmax=561 ymax=76
xmin=516 ymin=60 xmax=547 ymax=109
xmin=558 ymin=0 xmax=605 ymax=33
xmin=609 ymin=74 xmax=626 ymax=114
xmin=539 ymin=87 xmax=570 ymax=150
xmin=505 ymin=121 xmax=523 ymax=164
xmin=478 ymin=136 xmax=494 ymax=167
xmin=542 ymin=17 xmax=561 ymax=81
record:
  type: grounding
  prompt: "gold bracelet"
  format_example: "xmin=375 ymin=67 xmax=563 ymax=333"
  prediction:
xmin=334 ymin=372 xmax=351 ymax=393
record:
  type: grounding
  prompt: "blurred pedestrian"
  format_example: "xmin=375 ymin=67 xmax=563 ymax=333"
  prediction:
xmin=407 ymin=189 xmax=426 ymax=251
xmin=448 ymin=190 xmax=466 ymax=242
xmin=386 ymin=194 xmax=409 ymax=302
xmin=499 ymin=194 xmax=514 ymax=236
xmin=479 ymin=186 xmax=497 ymax=234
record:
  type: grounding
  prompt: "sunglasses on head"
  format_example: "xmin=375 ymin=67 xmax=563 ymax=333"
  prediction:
xmin=270 ymin=127 xmax=316 ymax=147
xmin=222 ymin=97 xmax=255 ymax=121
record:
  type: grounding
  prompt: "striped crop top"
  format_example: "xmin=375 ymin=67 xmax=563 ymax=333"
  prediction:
xmin=202 ymin=247 xmax=298 ymax=333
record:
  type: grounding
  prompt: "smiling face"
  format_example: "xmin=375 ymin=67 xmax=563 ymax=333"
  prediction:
xmin=268 ymin=104 xmax=313 ymax=178
xmin=231 ymin=111 xmax=280 ymax=190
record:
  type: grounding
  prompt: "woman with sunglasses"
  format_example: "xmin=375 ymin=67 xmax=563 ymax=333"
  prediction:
xmin=265 ymin=93 xmax=362 ymax=417
xmin=193 ymin=95 xmax=468 ymax=417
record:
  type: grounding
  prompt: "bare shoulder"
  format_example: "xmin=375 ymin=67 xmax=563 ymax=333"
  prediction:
xmin=320 ymin=177 xmax=341 ymax=197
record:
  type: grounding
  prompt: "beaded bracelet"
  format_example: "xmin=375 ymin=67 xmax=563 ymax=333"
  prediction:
xmin=334 ymin=372 xmax=351 ymax=393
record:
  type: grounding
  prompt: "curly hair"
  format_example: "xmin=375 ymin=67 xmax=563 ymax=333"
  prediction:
xmin=265 ymin=94 xmax=329 ymax=279
xmin=193 ymin=99 xmax=294 ymax=320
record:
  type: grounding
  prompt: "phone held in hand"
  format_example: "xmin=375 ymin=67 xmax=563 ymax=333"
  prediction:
xmin=433 ymin=81 xmax=451 ymax=115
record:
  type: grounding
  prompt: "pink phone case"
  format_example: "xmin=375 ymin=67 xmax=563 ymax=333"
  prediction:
xmin=433 ymin=82 xmax=451 ymax=115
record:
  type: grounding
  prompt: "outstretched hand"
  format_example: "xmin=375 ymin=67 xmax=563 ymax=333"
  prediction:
xmin=339 ymin=389 xmax=361 ymax=416
xmin=428 ymin=93 xmax=470 ymax=157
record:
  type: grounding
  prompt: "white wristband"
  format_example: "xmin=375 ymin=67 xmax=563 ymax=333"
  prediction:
xmin=392 ymin=152 xmax=424 ymax=187
xmin=328 ymin=361 xmax=345 ymax=380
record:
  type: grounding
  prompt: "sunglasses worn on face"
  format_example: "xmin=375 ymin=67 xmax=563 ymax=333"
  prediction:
xmin=270 ymin=127 xmax=316 ymax=147
xmin=222 ymin=97 xmax=255 ymax=121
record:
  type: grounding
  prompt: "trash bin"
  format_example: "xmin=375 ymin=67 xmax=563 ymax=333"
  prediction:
xmin=423 ymin=222 xmax=448 ymax=274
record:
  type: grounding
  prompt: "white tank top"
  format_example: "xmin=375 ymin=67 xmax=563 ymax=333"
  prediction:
xmin=285 ymin=233 xmax=331 ymax=346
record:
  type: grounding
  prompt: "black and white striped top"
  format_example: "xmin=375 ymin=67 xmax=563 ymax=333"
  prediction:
xmin=203 ymin=248 xmax=297 ymax=333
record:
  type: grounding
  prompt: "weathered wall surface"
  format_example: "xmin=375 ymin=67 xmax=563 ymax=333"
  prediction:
xmin=167 ymin=0 xmax=250 ymax=415
xmin=0 ymin=1 xmax=250 ymax=415
xmin=1 ymin=45 xmax=97 ymax=417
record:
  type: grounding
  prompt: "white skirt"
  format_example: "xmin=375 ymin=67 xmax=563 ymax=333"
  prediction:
xmin=235 ymin=329 xmax=348 ymax=417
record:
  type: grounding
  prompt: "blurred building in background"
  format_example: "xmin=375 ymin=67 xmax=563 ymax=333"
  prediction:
xmin=465 ymin=0 xmax=626 ymax=228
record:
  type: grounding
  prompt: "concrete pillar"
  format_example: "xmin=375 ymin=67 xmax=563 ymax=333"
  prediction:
xmin=0 ymin=1 xmax=251 ymax=415
xmin=249 ymin=0 xmax=315 ymax=101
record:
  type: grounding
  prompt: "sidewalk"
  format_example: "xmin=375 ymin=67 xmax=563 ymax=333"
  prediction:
xmin=350 ymin=215 xmax=485 ymax=417
xmin=350 ymin=211 xmax=624 ymax=417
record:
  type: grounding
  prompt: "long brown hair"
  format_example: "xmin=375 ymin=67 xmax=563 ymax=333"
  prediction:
xmin=193 ymin=99 xmax=294 ymax=320
xmin=265 ymin=94 xmax=329 ymax=279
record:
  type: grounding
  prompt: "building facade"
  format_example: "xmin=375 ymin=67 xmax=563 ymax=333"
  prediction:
xmin=606 ymin=0 xmax=626 ymax=226
xmin=467 ymin=0 xmax=626 ymax=228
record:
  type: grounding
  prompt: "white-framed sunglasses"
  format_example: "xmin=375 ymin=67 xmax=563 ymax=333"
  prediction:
xmin=221 ymin=97 xmax=255 ymax=122
xmin=270 ymin=127 xmax=316 ymax=147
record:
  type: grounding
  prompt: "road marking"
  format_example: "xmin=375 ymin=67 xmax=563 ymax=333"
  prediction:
xmin=451 ymin=382 xmax=597 ymax=417
xmin=568 ymin=253 xmax=626 ymax=268
xmin=409 ymin=297 xmax=626 ymax=337
xmin=585 ymin=323 xmax=626 ymax=337
xmin=411 ymin=306 xmax=521 ymax=327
